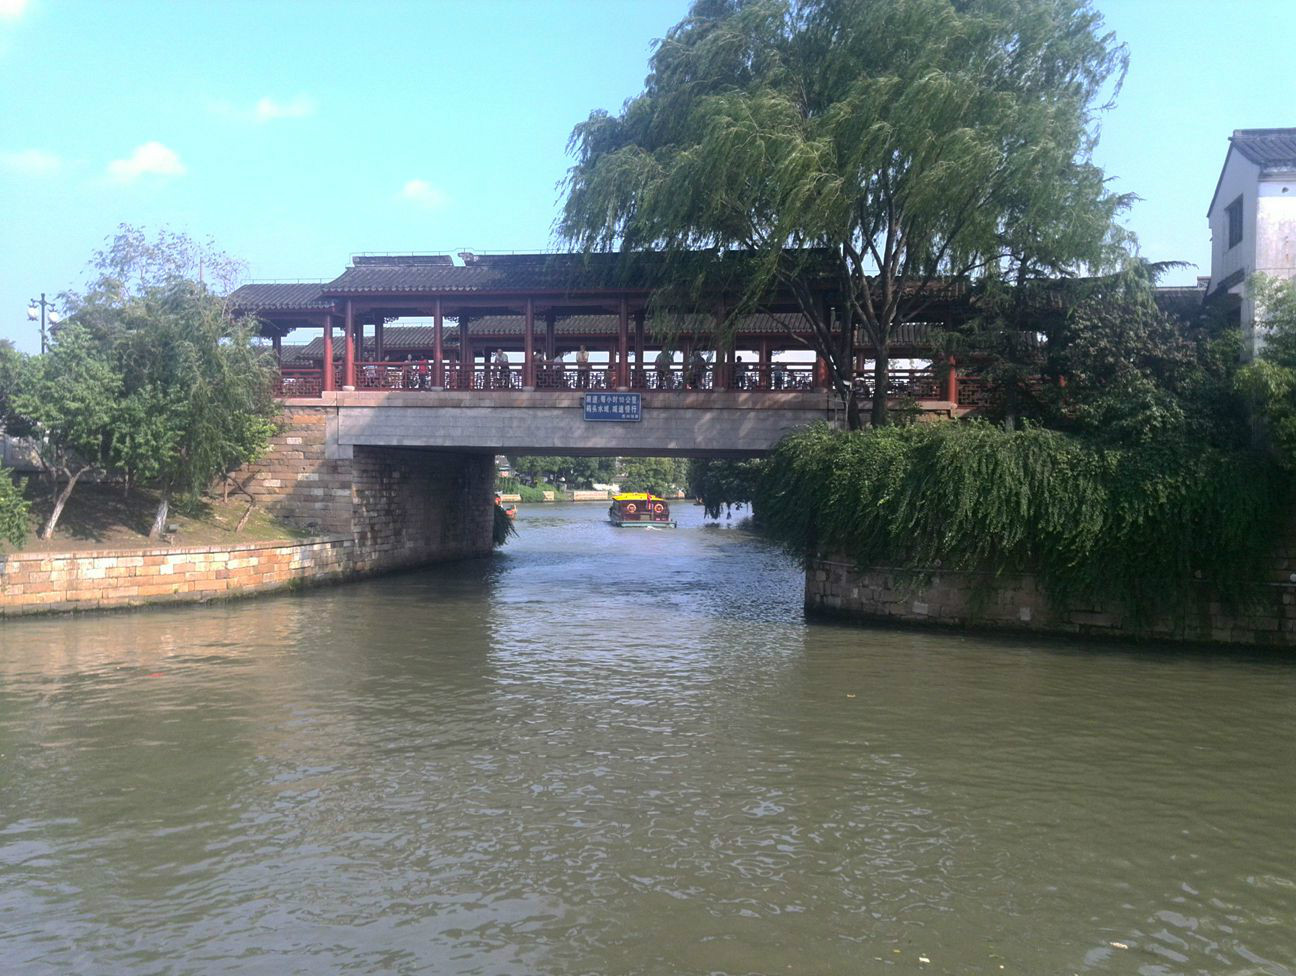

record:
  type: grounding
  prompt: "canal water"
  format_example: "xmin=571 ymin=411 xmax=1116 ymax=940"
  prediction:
xmin=2 ymin=503 xmax=1293 ymax=975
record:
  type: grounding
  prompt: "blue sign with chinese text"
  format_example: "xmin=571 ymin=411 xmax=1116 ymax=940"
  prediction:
xmin=583 ymin=392 xmax=642 ymax=422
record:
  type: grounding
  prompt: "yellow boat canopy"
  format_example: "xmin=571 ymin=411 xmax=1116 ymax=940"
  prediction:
xmin=611 ymin=492 xmax=664 ymax=502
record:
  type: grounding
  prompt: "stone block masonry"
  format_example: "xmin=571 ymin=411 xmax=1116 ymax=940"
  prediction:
xmin=2 ymin=406 xmax=496 ymax=617
xmin=806 ymin=556 xmax=1296 ymax=648
xmin=0 ymin=538 xmax=353 ymax=617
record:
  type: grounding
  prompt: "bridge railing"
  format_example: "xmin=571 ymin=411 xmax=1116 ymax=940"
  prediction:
xmin=275 ymin=369 xmax=324 ymax=398
xmin=275 ymin=362 xmax=995 ymax=405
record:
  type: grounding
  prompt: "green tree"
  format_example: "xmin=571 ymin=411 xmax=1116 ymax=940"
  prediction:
xmin=62 ymin=224 xmax=247 ymax=325
xmin=5 ymin=326 xmax=122 ymax=539
xmin=1238 ymin=274 xmax=1296 ymax=466
xmin=508 ymin=455 xmax=617 ymax=488
xmin=1044 ymin=270 xmax=1248 ymax=449
xmin=110 ymin=281 xmax=278 ymax=536
xmin=0 ymin=469 xmax=29 ymax=550
xmin=620 ymin=457 xmax=688 ymax=495
xmin=561 ymin=0 xmax=1131 ymax=427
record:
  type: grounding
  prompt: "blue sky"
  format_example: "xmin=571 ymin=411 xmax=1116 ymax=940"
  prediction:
xmin=1 ymin=0 xmax=1292 ymax=353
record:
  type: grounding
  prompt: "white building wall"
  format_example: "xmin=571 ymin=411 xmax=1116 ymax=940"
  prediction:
xmin=1256 ymin=178 xmax=1296 ymax=278
xmin=1209 ymin=150 xmax=1260 ymax=289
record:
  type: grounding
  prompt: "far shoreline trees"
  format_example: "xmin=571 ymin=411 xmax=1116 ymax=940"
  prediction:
xmin=561 ymin=0 xmax=1133 ymax=427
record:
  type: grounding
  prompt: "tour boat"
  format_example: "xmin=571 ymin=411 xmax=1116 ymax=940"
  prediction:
xmin=608 ymin=492 xmax=676 ymax=528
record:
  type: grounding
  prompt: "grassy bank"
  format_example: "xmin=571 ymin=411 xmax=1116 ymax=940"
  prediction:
xmin=5 ymin=479 xmax=306 ymax=555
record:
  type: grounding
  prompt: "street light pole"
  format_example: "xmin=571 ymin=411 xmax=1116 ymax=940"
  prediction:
xmin=26 ymin=293 xmax=61 ymax=355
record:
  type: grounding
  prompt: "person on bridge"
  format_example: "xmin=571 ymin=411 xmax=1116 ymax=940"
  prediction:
xmin=576 ymin=346 xmax=591 ymax=388
xmin=493 ymin=349 xmax=511 ymax=389
xmin=688 ymin=350 xmax=707 ymax=390
xmin=734 ymin=356 xmax=749 ymax=390
xmin=655 ymin=347 xmax=673 ymax=390
xmin=772 ymin=356 xmax=787 ymax=391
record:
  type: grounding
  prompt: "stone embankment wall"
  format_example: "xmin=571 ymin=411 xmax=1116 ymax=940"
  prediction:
xmin=1 ymin=406 xmax=495 ymax=617
xmin=806 ymin=557 xmax=1296 ymax=647
xmin=0 ymin=538 xmax=353 ymax=617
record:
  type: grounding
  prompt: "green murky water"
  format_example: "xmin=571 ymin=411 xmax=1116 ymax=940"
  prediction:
xmin=2 ymin=502 xmax=1293 ymax=975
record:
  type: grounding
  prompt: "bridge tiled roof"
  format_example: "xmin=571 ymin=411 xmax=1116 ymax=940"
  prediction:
xmin=323 ymin=252 xmax=671 ymax=295
xmin=228 ymin=282 xmax=333 ymax=311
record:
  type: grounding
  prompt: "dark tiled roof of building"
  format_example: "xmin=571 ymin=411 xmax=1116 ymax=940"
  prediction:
xmin=1154 ymin=285 xmax=1206 ymax=319
xmin=1231 ymin=128 xmax=1296 ymax=168
xmin=352 ymin=254 xmax=454 ymax=267
xmin=228 ymin=282 xmax=333 ymax=311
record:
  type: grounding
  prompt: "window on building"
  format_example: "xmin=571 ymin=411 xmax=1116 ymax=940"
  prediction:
xmin=1226 ymin=196 xmax=1243 ymax=249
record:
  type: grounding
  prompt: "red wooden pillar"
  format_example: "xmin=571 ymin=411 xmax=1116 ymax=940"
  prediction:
xmin=814 ymin=354 xmax=831 ymax=389
xmin=759 ymin=338 xmax=770 ymax=390
xmin=321 ymin=315 xmax=335 ymax=392
xmin=523 ymin=298 xmax=536 ymax=389
xmin=343 ymin=301 xmax=356 ymax=389
xmin=432 ymin=299 xmax=444 ymax=388
xmin=633 ymin=310 xmax=645 ymax=387
xmin=945 ymin=355 xmax=958 ymax=403
xmin=375 ymin=319 xmax=385 ymax=362
xmin=460 ymin=315 xmax=472 ymax=382
xmin=545 ymin=311 xmax=556 ymax=360
xmin=617 ymin=297 xmax=630 ymax=390
xmin=713 ymin=307 xmax=727 ymax=391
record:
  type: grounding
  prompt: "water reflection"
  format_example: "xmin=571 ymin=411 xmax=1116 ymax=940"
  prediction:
xmin=1 ymin=502 xmax=1294 ymax=975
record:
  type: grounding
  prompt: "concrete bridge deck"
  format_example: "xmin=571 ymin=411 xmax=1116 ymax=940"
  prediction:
xmin=288 ymin=388 xmax=918 ymax=458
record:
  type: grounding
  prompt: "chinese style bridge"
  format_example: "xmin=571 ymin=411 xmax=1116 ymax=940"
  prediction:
xmin=229 ymin=251 xmax=976 ymax=457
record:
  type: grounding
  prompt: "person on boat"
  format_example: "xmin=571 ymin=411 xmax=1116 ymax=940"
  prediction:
xmin=654 ymin=348 xmax=673 ymax=390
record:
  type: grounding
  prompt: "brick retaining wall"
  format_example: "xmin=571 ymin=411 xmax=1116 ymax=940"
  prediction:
xmin=806 ymin=557 xmax=1296 ymax=647
xmin=0 ymin=537 xmax=354 ymax=617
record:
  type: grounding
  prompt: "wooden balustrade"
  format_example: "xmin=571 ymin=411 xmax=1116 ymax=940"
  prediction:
xmin=275 ymin=361 xmax=1000 ymax=407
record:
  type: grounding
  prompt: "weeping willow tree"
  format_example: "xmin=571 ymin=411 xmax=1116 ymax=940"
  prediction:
xmin=561 ymin=0 xmax=1133 ymax=426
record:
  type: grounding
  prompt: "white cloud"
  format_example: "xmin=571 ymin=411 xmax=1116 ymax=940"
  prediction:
xmin=106 ymin=141 xmax=185 ymax=182
xmin=401 ymin=179 xmax=448 ymax=209
xmin=254 ymin=95 xmax=315 ymax=122
xmin=0 ymin=0 xmax=29 ymax=19
xmin=0 ymin=148 xmax=61 ymax=175
xmin=210 ymin=95 xmax=317 ymax=124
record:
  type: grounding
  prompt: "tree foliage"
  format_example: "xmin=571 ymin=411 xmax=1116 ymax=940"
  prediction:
xmin=5 ymin=326 xmax=123 ymax=539
xmin=0 ymin=229 xmax=274 ymax=542
xmin=1238 ymin=275 xmax=1296 ymax=468
xmin=507 ymin=455 xmax=616 ymax=489
xmin=756 ymin=423 xmax=1286 ymax=621
xmin=619 ymin=457 xmax=689 ymax=495
xmin=688 ymin=457 xmax=767 ymax=517
xmin=0 ymin=469 xmax=29 ymax=550
xmin=561 ymin=0 xmax=1132 ymax=426
xmin=109 ymin=281 xmax=278 ymax=536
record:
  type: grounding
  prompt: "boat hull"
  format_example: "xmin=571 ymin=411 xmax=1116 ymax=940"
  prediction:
xmin=609 ymin=517 xmax=676 ymax=528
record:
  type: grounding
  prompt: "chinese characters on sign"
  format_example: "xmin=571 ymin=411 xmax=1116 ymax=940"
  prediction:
xmin=582 ymin=392 xmax=642 ymax=422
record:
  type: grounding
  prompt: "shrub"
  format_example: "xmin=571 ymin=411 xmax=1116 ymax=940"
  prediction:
xmin=756 ymin=422 xmax=1288 ymax=621
xmin=0 ymin=470 xmax=30 ymax=549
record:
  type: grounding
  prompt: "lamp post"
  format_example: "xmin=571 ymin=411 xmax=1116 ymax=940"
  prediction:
xmin=26 ymin=293 xmax=61 ymax=355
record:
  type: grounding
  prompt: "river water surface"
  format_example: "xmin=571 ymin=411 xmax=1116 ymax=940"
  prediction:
xmin=2 ymin=502 xmax=1294 ymax=975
